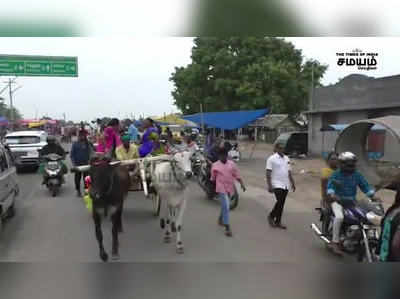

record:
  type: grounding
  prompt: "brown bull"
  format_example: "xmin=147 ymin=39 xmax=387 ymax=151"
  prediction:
xmin=88 ymin=155 xmax=130 ymax=262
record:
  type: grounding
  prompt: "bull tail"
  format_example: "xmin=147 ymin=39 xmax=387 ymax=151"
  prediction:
xmin=104 ymin=204 xmax=108 ymax=218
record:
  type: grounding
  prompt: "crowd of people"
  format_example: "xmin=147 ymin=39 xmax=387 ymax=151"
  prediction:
xmin=66 ymin=117 xmax=204 ymax=196
xmin=37 ymin=116 xmax=400 ymax=258
xmin=62 ymin=116 xmax=248 ymax=237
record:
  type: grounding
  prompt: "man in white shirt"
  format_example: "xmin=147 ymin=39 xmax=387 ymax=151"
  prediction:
xmin=266 ymin=142 xmax=296 ymax=229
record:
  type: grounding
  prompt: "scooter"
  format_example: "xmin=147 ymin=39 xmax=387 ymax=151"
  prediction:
xmin=41 ymin=153 xmax=67 ymax=197
xmin=311 ymin=196 xmax=384 ymax=262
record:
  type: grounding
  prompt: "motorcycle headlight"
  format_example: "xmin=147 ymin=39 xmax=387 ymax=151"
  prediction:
xmin=366 ymin=212 xmax=382 ymax=226
xmin=46 ymin=170 xmax=58 ymax=176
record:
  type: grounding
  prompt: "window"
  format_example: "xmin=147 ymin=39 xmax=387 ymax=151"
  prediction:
xmin=5 ymin=136 xmax=41 ymax=145
xmin=322 ymin=112 xmax=338 ymax=128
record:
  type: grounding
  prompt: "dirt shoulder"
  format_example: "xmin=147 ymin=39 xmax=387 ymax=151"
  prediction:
xmin=237 ymin=141 xmax=395 ymax=209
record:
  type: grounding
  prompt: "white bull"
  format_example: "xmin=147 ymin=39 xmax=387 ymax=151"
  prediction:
xmin=72 ymin=151 xmax=194 ymax=254
xmin=151 ymin=150 xmax=193 ymax=254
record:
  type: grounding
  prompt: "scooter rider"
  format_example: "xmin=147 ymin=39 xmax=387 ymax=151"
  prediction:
xmin=41 ymin=136 xmax=66 ymax=157
xmin=40 ymin=136 xmax=68 ymax=184
xmin=326 ymin=151 xmax=380 ymax=256
xmin=206 ymin=137 xmax=224 ymax=163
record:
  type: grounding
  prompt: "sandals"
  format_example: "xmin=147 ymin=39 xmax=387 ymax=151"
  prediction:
xmin=225 ymin=230 xmax=233 ymax=237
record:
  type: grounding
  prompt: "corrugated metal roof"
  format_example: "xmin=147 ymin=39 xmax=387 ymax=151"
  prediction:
xmin=249 ymin=114 xmax=294 ymax=128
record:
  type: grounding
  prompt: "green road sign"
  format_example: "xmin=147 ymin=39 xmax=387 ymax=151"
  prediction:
xmin=0 ymin=55 xmax=78 ymax=77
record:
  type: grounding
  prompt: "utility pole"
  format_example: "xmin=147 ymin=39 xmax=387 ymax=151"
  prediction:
xmin=4 ymin=77 xmax=19 ymax=130
xmin=309 ymin=62 xmax=315 ymax=142
xmin=9 ymin=79 xmax=13 ymax=123
xmin=200 ymin=102 xmax=205 ymax=134
xmin=309 ymin=63 xmax=314 ymax=111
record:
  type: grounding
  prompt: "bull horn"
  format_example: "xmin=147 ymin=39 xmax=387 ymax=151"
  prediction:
xmin=109 ymin=161 xmax=121 ymax=166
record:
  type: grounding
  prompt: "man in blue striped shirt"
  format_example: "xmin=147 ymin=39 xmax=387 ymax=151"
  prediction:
xmin=327 ymin=151 xmax=379 ymax=256
xmin=128 ymin=121 xmax=139 ymax=144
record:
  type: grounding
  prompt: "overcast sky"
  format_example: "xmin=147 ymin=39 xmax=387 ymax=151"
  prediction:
xmin=0 ymin=37 xmax=399 ymax=122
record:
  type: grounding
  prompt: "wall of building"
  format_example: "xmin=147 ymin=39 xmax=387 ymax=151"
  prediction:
xmin=337 ymin=110 xmax=368 ymax=123
xmin=308 ymin=114 xmax=322 ymax=156
xmin=309 ymin=111 xmax=368 ymax=156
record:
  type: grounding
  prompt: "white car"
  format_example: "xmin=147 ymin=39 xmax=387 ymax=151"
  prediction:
xmin=4 ymin=130 xmax=48 ymax=172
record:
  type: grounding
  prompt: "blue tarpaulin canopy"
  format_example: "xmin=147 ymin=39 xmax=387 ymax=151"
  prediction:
xmin=182 ymin=108 xmax=269 ymax=130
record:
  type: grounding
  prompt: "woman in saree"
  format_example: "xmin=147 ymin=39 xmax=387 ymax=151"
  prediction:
xmin=139 ymin=118 xmax=163 ymax=157
xmin=103 ymin=118 xmax=122 ymax=158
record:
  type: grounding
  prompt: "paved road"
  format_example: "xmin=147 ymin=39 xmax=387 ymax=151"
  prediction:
xmin=0 ymin=163 xmax=348 ymax=263
xmin=0 ymin=152 xmax=353 ymax=299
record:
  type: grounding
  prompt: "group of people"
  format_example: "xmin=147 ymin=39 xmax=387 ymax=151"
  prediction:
xmin=69 ymin=119 xmax=246 ymax=238
xmin=261 ymin=140 xmax=400 ymax=261
xmin=69 ymin=117 xmax=202 ymax=196
xmin=39 ymin=117 xmax=400 ymax=258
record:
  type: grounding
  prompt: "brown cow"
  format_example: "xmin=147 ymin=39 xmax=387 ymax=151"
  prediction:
xmin=87 ymin=154 xmax=130 ymax=262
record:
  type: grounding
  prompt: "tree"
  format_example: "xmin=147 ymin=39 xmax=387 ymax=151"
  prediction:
xmin=170 ymin=37 xmax=327 ymax=118
xmin=0 ymin=97 xmax=22 ymax=120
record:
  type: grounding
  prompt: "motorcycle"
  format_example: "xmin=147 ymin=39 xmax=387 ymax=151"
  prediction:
xmin=311 ymin=196 xmax=384 ymax=262
xmin=190 ymin=149 xmax=204 ymax=177
xmin=197 ymin=157 xmax=239 ymax=210
xmin=41 ymin=153 xmax=67 ymax=197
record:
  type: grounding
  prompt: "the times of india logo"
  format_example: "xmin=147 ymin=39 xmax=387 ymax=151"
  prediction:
xmin=337 ymin=49 xmax=378 ymax=71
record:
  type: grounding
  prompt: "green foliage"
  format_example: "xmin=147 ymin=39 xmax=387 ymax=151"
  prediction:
xmin=170 ymin=37 xmax=327 ymax=117
xmin=0 ymin=97 xmax=22 ymax=120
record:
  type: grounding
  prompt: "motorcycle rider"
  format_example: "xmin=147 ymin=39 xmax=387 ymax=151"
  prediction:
xmin=39 ymin=135 xmax=67 ymax=184
xmin=206 ymin=137 xmax=224 ymax=163
xmin=320 ymin=152 xmax=339 ymax=209
xmin=327 ymin=151 xmax=380 ymax=256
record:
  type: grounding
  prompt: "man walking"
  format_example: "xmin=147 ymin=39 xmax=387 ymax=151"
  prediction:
xmin=70 ymin=131 xmax=93 ymax=197
xmin=266 ymin=142 xmax=296 ymax=229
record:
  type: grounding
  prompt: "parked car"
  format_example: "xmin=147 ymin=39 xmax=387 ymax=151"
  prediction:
xmin=275 ymin=131 xmax=308 ymax=157
xmin=4 ymin=130 xmax=48 ymax=172
xmin=0 ymin=144 xmax=19 ymax=230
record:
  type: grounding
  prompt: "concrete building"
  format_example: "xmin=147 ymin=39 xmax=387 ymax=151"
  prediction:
xmin=305 ymin=74 xmax=400 ymax=156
